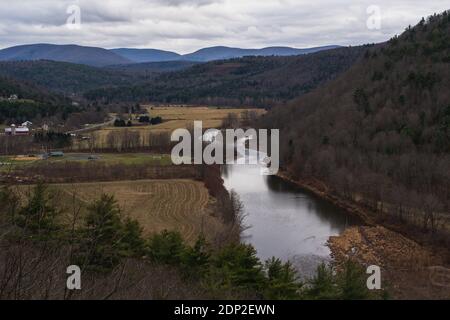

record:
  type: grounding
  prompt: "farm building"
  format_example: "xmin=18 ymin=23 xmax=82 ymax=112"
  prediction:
xmin=4 ymin=124 xmax=30 ymax=136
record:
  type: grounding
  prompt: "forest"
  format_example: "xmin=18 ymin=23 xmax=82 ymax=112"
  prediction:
xmin=84 ymin=46 xmax=366 ymax=107
xmin=0 ymin=76 xmax=78 ymax=124
xmin=261 ymin=12 xmax=450 ymax=237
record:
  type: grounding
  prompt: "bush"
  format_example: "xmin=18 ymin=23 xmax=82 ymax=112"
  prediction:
xmin=114 ymin=119 xmax=126 ymax=127
xmin=138 ymin=116 xmax=150 ymax=123
xmin=150 ymin=116 xmax=162 ymax=125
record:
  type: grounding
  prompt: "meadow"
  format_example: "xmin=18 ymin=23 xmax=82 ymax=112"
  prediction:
xmin=72 ymin=106 xmax=265 ymax=150
xmin=16 ymin=179 xmax=224 ymax=244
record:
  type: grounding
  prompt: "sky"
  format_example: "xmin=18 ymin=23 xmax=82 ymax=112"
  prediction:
xmin=0 ymin=0 xmax=448 ymax=53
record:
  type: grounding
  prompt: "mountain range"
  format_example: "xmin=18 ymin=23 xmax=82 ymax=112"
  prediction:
xmin=0 ymin=44 xmax=130 ymax=67
xmin=0 ymin=43 xmax=340 ymax=67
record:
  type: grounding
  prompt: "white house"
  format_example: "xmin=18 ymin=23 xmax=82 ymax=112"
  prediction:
xmin=4 ymin=124 xmax=30 ymax=136
xmin=21 ymin=121 xmax=33 ymax=127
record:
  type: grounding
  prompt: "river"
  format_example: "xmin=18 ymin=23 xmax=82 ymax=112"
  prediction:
xmin=221 ymin=148 xmax=359 ymax=277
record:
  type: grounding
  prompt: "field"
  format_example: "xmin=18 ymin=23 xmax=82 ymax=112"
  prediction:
xmin=75 ymin=106 xmax=265 ymax=150
xmin=0 ymin=153 xmax=172 ymax=171
xmin=18 ymin=179 xmax=223 ymax=244
xmin=144 ymin=105 xmax=264 ymax=130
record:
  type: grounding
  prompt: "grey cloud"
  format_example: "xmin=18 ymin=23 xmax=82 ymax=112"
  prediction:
xmin=0 ymin=0 xmax=448 ymax=53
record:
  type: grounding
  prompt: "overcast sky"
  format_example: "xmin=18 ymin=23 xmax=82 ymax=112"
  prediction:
xmin=0 ymin=0 xmax=448 ymax=53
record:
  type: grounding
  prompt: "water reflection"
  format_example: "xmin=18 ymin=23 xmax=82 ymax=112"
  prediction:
xmin=222 ymin=158 xmax=359 ymax=274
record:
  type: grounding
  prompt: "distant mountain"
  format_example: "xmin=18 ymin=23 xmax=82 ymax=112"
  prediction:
xmin=112 ymin=45 xmax=342 ymax=63
xmin=180 ymin=45 xmax=341 ymax=62
xmin=0 ymin=44 xmax=131 ymax=67
xmin=0 ymin=44 xmax=340 ymax=66
xmin=111 ymin=48 xmax=181 ymax=63
xmin=85 ymin=46 xmax=364 ymax=107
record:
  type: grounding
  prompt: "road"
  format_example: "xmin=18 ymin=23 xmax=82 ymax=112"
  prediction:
xmin=66 ymin=116 xmax=116 ymax=134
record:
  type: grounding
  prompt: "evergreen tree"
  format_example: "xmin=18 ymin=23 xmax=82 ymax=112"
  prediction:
xmin=337 ymin=260 xmax=372 ymax=300
xmin=119 ymin=217 xmax=146 ymax=257
xmin=147 ymin=230 xmax=186 ymax=265
xmin=181 ymin=235 xmax=210 ymax=278
xmin=212 ymin=243 xmax=266 ymax=293
xmin=305 ymin=263 xmax=339 ymax=300
xmin=264 ymin=257 xmax=302 ymax=300
xmin=78 ymin=194 xmax=125 ymax=271
xmin=16 ymin=183 xmax=60 ymax=236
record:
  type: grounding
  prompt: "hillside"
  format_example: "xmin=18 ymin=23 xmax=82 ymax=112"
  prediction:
xmin=0 ymin=76 xmax=75 ymax=123
xmin=106 ymin=60 xmax=200 ymax=75
xmin=262 ymin=12 xmax=450 ymax=233
xmin=0 ymin=60 xmax=140 ymax=95
xmin=0 ymin=44 xmax=131 ymax=67
xmin=0 ymin=60 xmax=201 ymax=95
xmin=85 ymin=46 xmax=365 ymax=107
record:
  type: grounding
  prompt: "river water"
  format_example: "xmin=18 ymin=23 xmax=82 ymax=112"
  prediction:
xmin=221 ymin=148 xmax=359 ymax=277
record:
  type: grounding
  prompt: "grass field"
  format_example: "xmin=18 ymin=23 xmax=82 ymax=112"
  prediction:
xmin=0 ymin=153 xmax=172 ymax=171
xmin=145 ymin=105 xmax=264 ymax=129
xmin=77 ymin=106 xmax=265 ymax=149
xmin=18 ymin=180 xmax=223 ymax=244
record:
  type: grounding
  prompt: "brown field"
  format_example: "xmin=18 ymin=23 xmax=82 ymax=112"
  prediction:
xmin=73 ymin=106 xmax=265 ymax=150
xmin=19 ymin=180 xmax=223 ymax=244
xmin=145 ymin=105 xmax=264 ymax=128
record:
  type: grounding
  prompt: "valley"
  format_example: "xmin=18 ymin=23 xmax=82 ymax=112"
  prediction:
xmin=0 ymin=8 xmax=449 ymax=302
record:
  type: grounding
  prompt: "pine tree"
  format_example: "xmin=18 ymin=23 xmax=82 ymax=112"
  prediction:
xmin=16 ymin=183 xmax=59 ymax=236
xmin=337 ymin=260 xmax=371 ymax=300
xmin=146 ymin=230 xmax=186 ymax=265
xmin=264 ymin=257 xmax=302 ymax=300
xmin=306 ymin=263 xmax=339 ymax=300
xmin=78 ymin=194 xmax=125 ymax=271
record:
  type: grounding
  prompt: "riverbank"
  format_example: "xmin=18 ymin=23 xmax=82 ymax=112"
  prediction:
xmin=329 ymin=226 xmax=449 ymax=299
xmin=277 ymin=172 xmax=375 ymax=225
xmin=277 ymin=170 xmax=450 ymax=299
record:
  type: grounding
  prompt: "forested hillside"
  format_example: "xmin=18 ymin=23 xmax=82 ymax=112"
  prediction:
xmin=0 ymin=76 xmax=76 ymax=123
xmin=0 ymin=60 xmax=201 ymax=96
xmin=84 ymin=46 xmax=366 ymax=107
xmin=262 ymin=12 xmax=450 ymax=233
xmin=0 ymin=60 xmax=139 ymax=95
xmin=106 ymin=60 xmax=200 ymax=76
